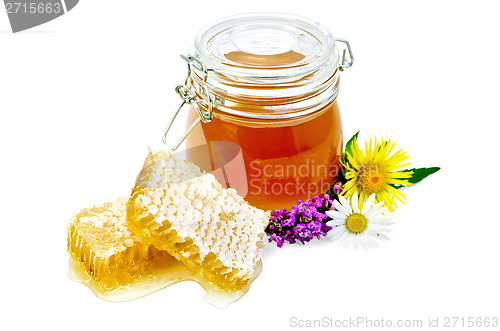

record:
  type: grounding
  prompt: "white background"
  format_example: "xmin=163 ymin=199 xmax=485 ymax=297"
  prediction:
xmin=1 ymin=1 xmax=499 ymax=330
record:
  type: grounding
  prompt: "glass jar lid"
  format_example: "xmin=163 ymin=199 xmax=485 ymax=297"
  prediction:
xmin=191 ymin=12 xmax=346 ymax=102
xmin=194 ymin=12 xmax=337 ymax=78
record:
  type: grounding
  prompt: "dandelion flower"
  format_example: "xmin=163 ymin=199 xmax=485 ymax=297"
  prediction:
xmin=342 ymin=137 xmax=413 ymax=211
xmin=325 ymin=193 xmax=393 ymax=249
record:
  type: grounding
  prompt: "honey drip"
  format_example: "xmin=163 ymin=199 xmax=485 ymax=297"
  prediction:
xmin=68 ymin=257 xmax=262 ymax=308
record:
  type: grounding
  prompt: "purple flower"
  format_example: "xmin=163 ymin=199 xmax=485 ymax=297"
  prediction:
xmin=269 ymin=233 xmax=285 ymax=248
xmin=265 ymin=193 xmax=338 ymax=247
xmin=334 ymin=183 xmax=342 ymax=195
xmin=308 ymin=221 xmax=323 ymax=232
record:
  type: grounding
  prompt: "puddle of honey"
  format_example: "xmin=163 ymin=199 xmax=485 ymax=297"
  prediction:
xmin=68 ymin=257 xmax=262 ymax=309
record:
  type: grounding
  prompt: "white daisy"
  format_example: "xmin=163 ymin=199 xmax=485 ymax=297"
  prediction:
xmin=325 ymin=193 xmax=393 ymax=249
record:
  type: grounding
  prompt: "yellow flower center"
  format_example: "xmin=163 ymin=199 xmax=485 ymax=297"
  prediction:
xmin=345 ymin=213 xmax=368 ymax=234
xmin=357 ymin=165 xmax=386 ymax=194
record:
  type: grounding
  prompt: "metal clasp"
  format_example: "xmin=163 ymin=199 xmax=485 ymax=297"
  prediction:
xmin=333 ymin=38 xmax=354 ymax=71
xmin=162 ymin=55 xmax=214 ymax=150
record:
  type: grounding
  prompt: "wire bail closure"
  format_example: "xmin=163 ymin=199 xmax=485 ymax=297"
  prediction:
xmin=162 ymin=55 xmax=214 ymax=151
xmin=333 ymin=38 xmax=354 ymax=71
xmin=162 ymin=39 xmax=352 ymax=150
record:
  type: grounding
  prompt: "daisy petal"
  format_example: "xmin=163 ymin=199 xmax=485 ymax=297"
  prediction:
xmin=377 ymin=231 xmax=391 ymax=241
xmin=363 ymin=232 xmax=379 ymax=248
xmin=366 ymin=227 xmax=391 ymax=241
xmin=370 ymin=216 xmax=393 ymax=224
xmin=328 ymin=219 xmax=347 ymax=227
xmin=338 ymin=194 xmax=349 ymax=206
xmin=352 ymin=235 xmax=359 ymax=249
xmin=328 ymin=225 xmax=346 ymax=237
xmin=333 ymin=199 xmax=350 ymax=215
xmin=362 ymin=194 xmax=376 ymax=214
xmin=369 ymin=224 xmax=392 ymax=233
xmin=358 ymin=233 xmax=368 ymax=250
xmin=334 ymin=229 xmax=349 ymax=244
xmin=342 ymin=233 xmax=353 ymax=248
xmin=325 ymin=210 xmax=348 ymax=220
xmin=351 ymin=193 xmax=360 ymax=213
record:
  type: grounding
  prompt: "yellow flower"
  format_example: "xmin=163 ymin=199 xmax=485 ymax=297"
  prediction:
xmin=342 ymin=137 xmax=413 ymax=212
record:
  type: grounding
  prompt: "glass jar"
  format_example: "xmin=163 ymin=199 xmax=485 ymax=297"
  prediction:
xmin=174 ymin=13 xmax=353 ymax=211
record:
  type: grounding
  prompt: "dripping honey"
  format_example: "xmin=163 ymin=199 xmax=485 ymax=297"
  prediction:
xmin=69 ymin=256 xmax=262 ymax=308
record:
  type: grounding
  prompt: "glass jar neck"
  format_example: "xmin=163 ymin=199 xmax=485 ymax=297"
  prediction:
xmin=189 ymin=61 xmax=341 ymax=120
xmin=187 ymin=13 xmax=346 ymax=120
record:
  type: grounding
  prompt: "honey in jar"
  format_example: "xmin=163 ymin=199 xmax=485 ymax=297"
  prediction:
xmin=175 ymin=13 xmax=353 ymax=210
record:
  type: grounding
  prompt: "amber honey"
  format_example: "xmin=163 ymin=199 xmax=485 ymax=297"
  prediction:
xmin=185 ymin=53 xmax=343 ymax=210
xmin=187 ymin=100 xmax=342 ymax=210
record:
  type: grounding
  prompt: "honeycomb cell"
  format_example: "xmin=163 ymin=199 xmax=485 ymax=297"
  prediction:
xmin=67 ymin=198 xmax=179 ymax=294
xmin=127 ymin=149 xmax=270 ymax=291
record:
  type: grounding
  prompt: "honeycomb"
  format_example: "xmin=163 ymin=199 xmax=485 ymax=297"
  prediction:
xmin=67 ymin=197 xmax=177 ymax=291
xmin=126 ymin=148 xmax=270 ymax=291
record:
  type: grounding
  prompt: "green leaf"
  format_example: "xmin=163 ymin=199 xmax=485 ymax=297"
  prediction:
xmin=344 ymin=131 xmax=359 ymax=161
xmin=392 ymin=167 xmax=441 ymax=188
